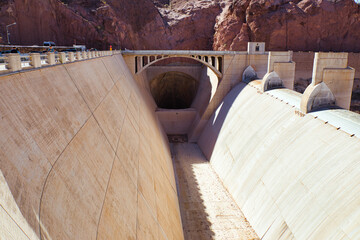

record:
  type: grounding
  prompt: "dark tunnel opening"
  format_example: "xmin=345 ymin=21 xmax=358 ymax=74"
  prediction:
xmin=150 ymin=71 xmax=199 ymax=109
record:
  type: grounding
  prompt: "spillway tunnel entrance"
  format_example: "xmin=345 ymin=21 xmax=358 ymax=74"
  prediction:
xmin=150 ymin=71 xmax=199 ymax=109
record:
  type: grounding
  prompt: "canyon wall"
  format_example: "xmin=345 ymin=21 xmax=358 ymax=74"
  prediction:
xmin=1 ymin=0 xmax=359 ymax=52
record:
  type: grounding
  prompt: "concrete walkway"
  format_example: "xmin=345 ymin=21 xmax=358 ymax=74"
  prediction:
xmin=172 ymin=143 xmax=259 ymax=240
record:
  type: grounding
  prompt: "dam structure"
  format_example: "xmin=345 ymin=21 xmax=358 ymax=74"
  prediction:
xmin=0 ymin=43 xmax=360 ymax=240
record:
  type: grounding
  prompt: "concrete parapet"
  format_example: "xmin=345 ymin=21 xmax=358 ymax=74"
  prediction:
xmin=300 ymin=52 xmax=355 ymax=113
xmin=6 ymin=53 xmax=21 ymax=72
xmin=30 ymin=53 xmax=41 ymax=68
xmin=76 ymin=51 xmax=82 ymax=61
xmin=82 ymin=52 xmax=88 ymax=59
xmin=59 ymin=52 xmax=67 ymax=64
xmin=68 ymin=52 xmax=75 ymax=62
xmin=47 ymin=52 xmax=56 ymax=65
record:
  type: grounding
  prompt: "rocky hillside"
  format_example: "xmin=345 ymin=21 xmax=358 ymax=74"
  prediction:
xmin=0 ymin=0 xmax=359 ymax=51
xmin=214 ymin=0 xmax=360 ymax=51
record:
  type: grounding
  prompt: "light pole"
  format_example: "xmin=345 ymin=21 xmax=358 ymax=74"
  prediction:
xmin=6 ymin=22 xmax=16 ymax=45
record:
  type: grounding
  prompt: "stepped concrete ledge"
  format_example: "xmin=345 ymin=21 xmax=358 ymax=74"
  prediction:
xmin=1 ymin=46 xmax=360 ymax=240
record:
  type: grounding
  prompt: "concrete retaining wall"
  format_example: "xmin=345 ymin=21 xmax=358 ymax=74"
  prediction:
xmin=293 ymin=52 xmax=360 ymax=81
xmin=0 ymin=54 xmax=183 ymax=239
xmin=198 ymin=83 xmax=360 ymax=240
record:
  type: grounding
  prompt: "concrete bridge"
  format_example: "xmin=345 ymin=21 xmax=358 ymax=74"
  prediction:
xmin=123 ymin=50 xmax=225 ymax=77
xmin=0 ymin=44 xmax=359 ymax=240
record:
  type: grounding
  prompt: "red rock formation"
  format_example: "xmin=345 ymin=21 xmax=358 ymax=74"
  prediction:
xmin=0 ymin=0 xmax=224 ymax=50
xmin=214 ymin=0 xmax=360 ymax=52
xmin=0 ymin=0 xmax=359 ymax=52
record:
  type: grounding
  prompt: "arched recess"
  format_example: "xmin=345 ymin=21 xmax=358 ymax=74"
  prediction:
xmin=150 ymin=71 xmax=199 ymax=109
xmin=135 ymin=55 xmax=223 ymax=78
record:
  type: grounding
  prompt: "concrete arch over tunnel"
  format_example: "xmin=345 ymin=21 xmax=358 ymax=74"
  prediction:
xmin=145 ymin=59 xmax=220 ymax=135
xmin=136 ymin=55 xmax=223 ymax=78
xmin=150 ymin=71 xmax=199 ymax=109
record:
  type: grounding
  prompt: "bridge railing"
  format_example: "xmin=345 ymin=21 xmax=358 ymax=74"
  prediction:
xmin=0 ymin=50 xmax=120 ymax=75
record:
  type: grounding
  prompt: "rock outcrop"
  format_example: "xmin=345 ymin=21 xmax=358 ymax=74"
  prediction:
xmin=214 ymin=0 xmax=360 ymax=52
xmin=0 ymin=0 xmax=359 ymax=52
xmin=0 ymin=0 xmax=225 ymax=50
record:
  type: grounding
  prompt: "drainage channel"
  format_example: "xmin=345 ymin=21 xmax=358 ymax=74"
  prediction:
xmin=171 ymin=142 xmax=259 ymax=240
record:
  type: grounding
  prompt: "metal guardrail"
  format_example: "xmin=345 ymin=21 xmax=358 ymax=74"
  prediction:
xmin=0 ymin=50 xmax=121 ymax=74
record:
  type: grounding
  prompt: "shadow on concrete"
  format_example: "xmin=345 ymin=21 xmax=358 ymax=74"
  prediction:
xmin=171 ymin=143 xmax=215 ymax=240
xmin=199 ymin=82 xmax=247 ymax=160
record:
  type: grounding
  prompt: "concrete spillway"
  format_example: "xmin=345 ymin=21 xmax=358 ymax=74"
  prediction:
xmin=1 ymin=52 xmax=360 ymax=240
xmin=0 ymin=54 xmax=183 ymax=239
xmin=198 ymin=82 xmax=360 ymax=239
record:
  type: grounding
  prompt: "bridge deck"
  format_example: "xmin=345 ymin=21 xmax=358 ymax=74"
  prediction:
xmin=172 ymin=143 xmax=259 ymax=240
xmin=121 ymin=50 xmax=249 ymax=55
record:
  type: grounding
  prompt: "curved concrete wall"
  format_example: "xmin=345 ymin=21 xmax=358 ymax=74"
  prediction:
xmin=0 ymin=55 xmax=183 ymax=239
xmin=198 ymin=83 xmax=360 ymax=240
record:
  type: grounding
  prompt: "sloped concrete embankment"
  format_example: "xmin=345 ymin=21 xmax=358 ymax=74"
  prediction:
xmin=0 ymin=54 xmax=183 ymax=239
xmin=198 ymin=83 xmax=360 ymax=239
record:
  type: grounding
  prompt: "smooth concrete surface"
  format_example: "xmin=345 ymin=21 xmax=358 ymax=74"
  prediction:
xmin=156 ymin=109 xmax=197 ymax=135
xmin=293 ymin=52 xmax=315 ymax=82
xmin=311 ymin=52 xmax=348 ymax=85
xmin=274 ymin=61 xmax=296 ymax=90
xmin=0 ymin=54 xmax=183 ymax=239
xmin=246 ymin=54 xmax=268 ymax=79
xmin=146 ymin=66 xmax=203 ymax=90
xmin=172 ymin=143 xmax=259 ymax=240
xmin=198 ymin=82 xmax=360 ymax=240
xmin=321 ymin=68 xmax=355 ymax=109
xmin=267 ymin=51 xmax=292 ymax=73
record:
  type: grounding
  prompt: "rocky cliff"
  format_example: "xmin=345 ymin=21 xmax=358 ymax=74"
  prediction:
xmin=0 ymin=0 xmax=359 ymax=51
xmin=214 ymin=0 xmax=360 ymax=52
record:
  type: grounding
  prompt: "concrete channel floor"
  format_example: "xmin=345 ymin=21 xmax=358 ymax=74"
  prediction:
xmin=171 ymin=143 xmax=259 ymax=240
